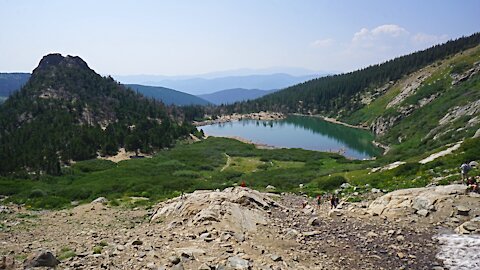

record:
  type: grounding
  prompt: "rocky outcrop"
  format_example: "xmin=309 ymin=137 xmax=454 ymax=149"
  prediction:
xmin=456 ymin=217 xmax=480 ymax=234
xmin=451 ymin=61 xmax=480 ymax=85
xmin=368 ymin=184 xmax=469 ymax=218
xmin=194 ymin=112 xmax=285 ymax=127
xmin=438 ymin=99 xmax=480 ymax=126
xmin=150 ymin=187 xmax=281 ymax=233
xmin=387 ymin=72 xmax=431 ymax=109
xmin=359 ymin=82 xmax=393 ymax=105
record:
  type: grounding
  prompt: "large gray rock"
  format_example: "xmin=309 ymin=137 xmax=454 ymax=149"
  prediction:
xmin=92 ymin=197 xmax=108 ymax=204
xmin=150 ymin=187 xmax=281 ymax=233
xmin=226 ymin=256 xmax=251 ymax=270
xmin=24 ymin=250 xmax=60 ymax=268
xmin=368 ymin=184 xmax=467 ymax=218
xmin=455 ymin=217 xmax=480 ymax=234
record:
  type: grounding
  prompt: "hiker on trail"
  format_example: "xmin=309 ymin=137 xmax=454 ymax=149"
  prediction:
xmin=302 ymin=200 xmax=308 ymax=208
xmin=460 ymin=162 xmax=472 ymax=183
xmin=317 ymin=195 xmax=321 ymax=207
xmin=330 ymin=195 xmax=337 ymax=209
xmin=467 ymin=177 xmax=479 ymax=193
xmin=240 ymin=181 xmax=247 ymax=187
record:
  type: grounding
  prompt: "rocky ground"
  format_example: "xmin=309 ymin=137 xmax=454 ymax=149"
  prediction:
xmin=1 ymin=186 xmax=479 ymax=269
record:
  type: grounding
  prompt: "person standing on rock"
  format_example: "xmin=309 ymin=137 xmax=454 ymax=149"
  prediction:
xmin=460 ymin=162 xmax=472 ymax=183
xmin=316 ymin=195 xmax=321 ymax=207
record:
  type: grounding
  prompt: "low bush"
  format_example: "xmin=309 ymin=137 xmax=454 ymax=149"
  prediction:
xmin=314 ymin=175 xmax=347 ymax=191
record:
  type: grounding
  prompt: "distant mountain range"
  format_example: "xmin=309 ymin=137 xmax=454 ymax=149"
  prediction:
xmin=127 ymin=84 xmax=210 ymax=106
xmin=199 ymin=88 xmax=277 ymax=105
xmin=0 ymin=73 xmax=30 ymax=97
xmin=114 ymin=73 xmax=322 ymax=95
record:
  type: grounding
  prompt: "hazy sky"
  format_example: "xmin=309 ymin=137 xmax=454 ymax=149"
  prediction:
xmin=1 ymin=0 xmax=479 ymax=76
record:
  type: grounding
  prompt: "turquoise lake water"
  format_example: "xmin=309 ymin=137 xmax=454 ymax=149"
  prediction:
xmin=200 ymin=115 xmax=382 ymax=159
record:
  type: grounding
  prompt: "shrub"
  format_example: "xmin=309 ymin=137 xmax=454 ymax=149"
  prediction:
xmin=74 ymin=159 xmax=116 ymax=173
xmin=172 ymin=170 xmax=201 ymax=178
xmin=29 ymin=189 xmax=47 ymax=198
xmin=451 ymin=62 xmax=470 ymax=74
xmin=222 ymin=170 xmax=244 ymax=180
xmin=394 ymin=162 xmax=421 ymax=177
xmin=29 ymin=196 xmax=70 ymax=209
xmin=93 ymin=246 xmax=102 ymax=254
xmin=314 ymin=175 xmax=347 ymax=191
xmin=257 ymin=164 xmax=270 ymax=170
xmin=58 ymin=247 xmax=76 ymax=260
xmin=199 ymin=165 xmax=214 ymax=171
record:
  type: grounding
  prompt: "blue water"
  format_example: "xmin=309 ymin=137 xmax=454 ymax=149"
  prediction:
xmin=200 ymin=115 xmax=382 ymax=159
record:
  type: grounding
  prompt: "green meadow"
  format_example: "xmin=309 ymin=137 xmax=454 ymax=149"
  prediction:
xmin=1 ymin=136 xmax=478 ymax=209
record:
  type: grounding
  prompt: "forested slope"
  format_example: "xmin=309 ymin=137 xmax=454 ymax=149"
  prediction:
xmin=0 ymin=54 xmax=195 ymax=175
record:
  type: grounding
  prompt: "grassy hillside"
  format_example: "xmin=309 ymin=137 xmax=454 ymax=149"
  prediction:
xmin=1 ymin=136 xmax=478 ymax=209
xmin=0 ymin=138 xmax=355 ymax=208
xmin=344 ymin=45 xmax=480 ymax=160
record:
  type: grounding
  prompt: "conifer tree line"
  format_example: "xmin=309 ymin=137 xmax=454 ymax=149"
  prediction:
xmin=219 ymin=33 xmax=480 ymax=116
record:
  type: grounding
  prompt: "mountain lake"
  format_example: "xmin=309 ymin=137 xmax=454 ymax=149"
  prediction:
xmin=200 ymin=115 xmax=383 ymax=159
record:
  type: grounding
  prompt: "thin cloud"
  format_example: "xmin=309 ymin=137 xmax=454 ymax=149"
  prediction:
xmin=331 ymin=24 xmax=449 ymax=72
xmin=311 ymin=38 xmax=334 ymax=48
xmin=352 ymin=24 xmax=409 ymax=44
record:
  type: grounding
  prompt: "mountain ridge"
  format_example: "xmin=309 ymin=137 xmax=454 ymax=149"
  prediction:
xmin=198 ymin=88 xmax=277 ymax=105
xmin=0 ymin=53 xmax=195 ymax=175
xmin=127 ymin=84 xmax=211 ymax=106
xmin=116 ymin=73 xmax=320 ymax=95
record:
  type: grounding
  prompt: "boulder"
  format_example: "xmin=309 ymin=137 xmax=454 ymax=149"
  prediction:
xmin=226 ymin=256 xmax=251 ymax=270
xmin=308 ymin=217 xmax=321 ymax=226
xmin=340 ymin=183 xmax=352 ymax=189
xmin=24 ymin=250 xmax=60 ymax=268
xmin=456 ymin=205 xmax=470 ymax=216
xmin=368 ymin=184 xmax=467 ymax=218
xmin=92 ymin=197 xmax=108 ymax=204
xmin=265 ymin=185 xmax=276 ymax=190
xmin=284 ymin=229 xmax=299 ymax=239
xmin=175 ymin=247 xmax=206 ymax=258
xmin=455 ymin=217 xmax=480 ymax=234
xmin=150 ymin=187 xmax=280 ymax=233
xmin=416 ymin=209 xmax=429 ymax=217
xmin=270 ymin=254 xmax=282 ymax=262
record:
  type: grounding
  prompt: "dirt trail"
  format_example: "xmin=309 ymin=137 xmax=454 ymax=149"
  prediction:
xmin=220 ymin=153 xmax=232 ymax=172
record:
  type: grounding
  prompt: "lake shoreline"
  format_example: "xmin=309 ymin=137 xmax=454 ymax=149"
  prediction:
xmin=200 ymin=113 xmax=382 ymax=159
xmin=292 ymin=113 xmax=370 ymax=130
xmin=193 ymin=111 xmax=285 ymax=127
xmin=204 ymin=134 xmax=277 ymax=149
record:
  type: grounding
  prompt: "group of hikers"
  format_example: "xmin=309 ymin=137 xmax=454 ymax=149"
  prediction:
xmin=460 ymin=161 xmax=479 ymax=192
xmin=302 ymin=194 xmax=340 ymax=209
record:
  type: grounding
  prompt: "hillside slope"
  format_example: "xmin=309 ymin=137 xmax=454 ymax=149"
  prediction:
xmin=0 ymin=54 xmax=194 ymax=175
xmin=199 ymin=88 xmax=276 ymax=105
xmin=127 ymin=84 xmax=210 ymax=106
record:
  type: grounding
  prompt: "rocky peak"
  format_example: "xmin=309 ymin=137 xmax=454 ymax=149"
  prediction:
xmin=32 ymin=53 xmax=90 ymax=75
